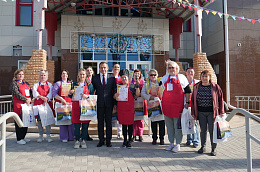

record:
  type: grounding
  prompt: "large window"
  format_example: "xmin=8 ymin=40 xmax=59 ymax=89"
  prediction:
xmin=79 ymin=34 xmax=152 ymax=73
xmin=16 ymin=0 xmax=33 ymax=26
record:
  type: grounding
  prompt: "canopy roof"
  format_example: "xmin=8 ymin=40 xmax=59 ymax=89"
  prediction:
xmin=46 ymin=0 xmax=212 ymax=21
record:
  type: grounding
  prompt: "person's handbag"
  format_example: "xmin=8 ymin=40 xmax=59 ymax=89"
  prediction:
xmin=147 ymin=97 xmax=162 ymax=118
xmin=217 ymin=119 xmax=232 ymax=139
xmin=213 ymin=114 xmax=231 ymax=143
xmin=181 ymin=107 xmax=195 ymax=135
xmin=79 ymin=95 xmax=97 ymax=121
xmin=21 ymin=104 xmax=36 ymax=127
xmin=37 ymin=104 xmax=55 ymax=127
xmin=55 ymin=102 xmax=72 ymax=125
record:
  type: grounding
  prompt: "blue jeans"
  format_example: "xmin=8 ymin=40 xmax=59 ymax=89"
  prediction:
xmin=74 ymin=123 xmax=89 ymax=141
xmin=186 ymin=120 xmax=199 ymax=145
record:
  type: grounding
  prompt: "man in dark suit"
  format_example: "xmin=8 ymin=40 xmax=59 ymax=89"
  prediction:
xmin=92 ymin=62 xmax=116 ymax=147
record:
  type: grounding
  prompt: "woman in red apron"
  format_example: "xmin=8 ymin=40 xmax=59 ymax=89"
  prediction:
xmin=114 ymin=69 xmax=140 ymax=148
xmin=69 ymin=68 xmax=94 ymax=149
xmin=160 ymin=61 xmax=191 ymax=153
xmin=112 ymin=63 xmax=123 ymax=139
xmin=9 ymin=69 xmax=32 ymax=145
xmin=52 ymin=69 xmax=74 ymax=142
xmin=132 ymin=69 xmax=147 ymax=142
xmin=33 ymin=70 xmax=54 ymax=143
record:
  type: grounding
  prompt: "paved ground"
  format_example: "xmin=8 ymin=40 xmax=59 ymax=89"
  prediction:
xmin=5 ymin=121 xmax=260 ymax=172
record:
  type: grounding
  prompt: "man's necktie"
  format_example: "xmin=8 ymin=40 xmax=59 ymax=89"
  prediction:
xmin=103 ymin=74 xmax=106 ymax=87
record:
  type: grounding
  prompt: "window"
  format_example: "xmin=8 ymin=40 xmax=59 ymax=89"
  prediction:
xmin=183 ymin=19 xmax=191 ymax=32
xmin=13 ymin=45 xmax=22 ymax=56
xmin=16 ymin=0 xmax=33 ymax=26
xmin=18 ymin=60 xmax=28 ymax=69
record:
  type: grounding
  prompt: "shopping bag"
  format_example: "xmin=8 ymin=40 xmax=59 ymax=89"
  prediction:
xmin=37 ymin=104 xmax=55 ymax=127
xmin=21 ymin=104 xmax=36 ymax=127
xmin=181 ymin=107 xmax=195 ymax=135
xmin=79 ymin=95 xmax=97 ymax=121
xmin=134 ymin=97 xmax=144 ymax=117
xmin=213 ymin=114 xmax=230 ymax=143
xmin=55 ymin=102 xmax=72 ymax=125
xmin=147 ymin=97 xmax=162 ymax=118
xmin=217 ymin=120 xmax=232 ymax=139
xmin=177 ymin=113 xmax=182 ymax=130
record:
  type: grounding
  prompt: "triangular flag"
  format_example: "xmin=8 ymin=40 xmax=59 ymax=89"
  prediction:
xmin=225 ymin=14 xmax=229 ymax=19
xmin=178 ymin=2 xmax=180 ymax=6
xmin=194 ymin=5 xmax=198 ymax=8
xmin=183 ymin=1 xmax=186 ymax=4
xmin=188 ymin=6 xmax=191 ymax=9
xmin=247 ymin=19 xmax=251 ymax=22
xmin=212 ymin=0 xmax=215 ymax=2
xmin=238 ymin=17 xmax=242 ymax=21
xmin=173 ymin=0 xmax=176 ymax=3
xmin=193 ymin=7 xmax=197 ymax=11
xmin=205 ymin=10 xmax=210 ymax=15
xmin=231 ymin=16 xmax=236 ymax=20
xmin=218 ymin=13 xmax=223 ymax=18
xmin=252 ymin=20 xmax=256 ymax=24
xmin=241 ymin=16 xmax=245 ymax=20
xmin=201 ymin=8 xmax=203 ymax=12
xmin=182 ymin=4 xmax=186 ymax=8
xmin=212 ymin=11 xmax=217 ymax=15
xmin=188 ymin=3 xmax=192 ymax=6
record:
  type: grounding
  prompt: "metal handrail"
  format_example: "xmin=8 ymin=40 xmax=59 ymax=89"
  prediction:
xmin=0 ymin=112 xmax=23 ymax=172
xmin=225 ymin=104 xmax=260 ymax=172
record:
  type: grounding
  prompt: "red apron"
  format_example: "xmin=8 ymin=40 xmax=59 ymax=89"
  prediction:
xmin=34 ymin=82 xmax=55 ymax=118
xmin=13 ymin=81 xmax=30 ymax=117
xmin=131 ymin=79 xmax=148 ymax=116
xmin=71 ymin=82 xmax=90 ymax=123
xmin=55 ymin=81 xmax=72 ymax=104
xmin=117 ymin=85 xmax=135 ymax=125
xmin=161 ymin=75 xmax=184 ymax=118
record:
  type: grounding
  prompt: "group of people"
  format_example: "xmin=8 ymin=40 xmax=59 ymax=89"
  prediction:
xmin=10 ymin=60 xmax=224 ymax=156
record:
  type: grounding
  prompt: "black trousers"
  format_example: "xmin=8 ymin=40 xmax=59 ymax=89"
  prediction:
xmin=97 ymin=106 xmax=113 ymax=143
xmin=122 ymin=124 xmax=133 ymax=142
xmin=14 ymin=121 xmax=28 ymax=141
xmin=151 ymin=120 xmax=165 ymax=140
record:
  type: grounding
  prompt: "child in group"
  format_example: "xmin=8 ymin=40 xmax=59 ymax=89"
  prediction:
xmin=69 ymin=68 xmax=94 ymax=149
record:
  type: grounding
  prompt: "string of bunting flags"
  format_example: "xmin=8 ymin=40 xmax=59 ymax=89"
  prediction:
xmin=170 ymin=0 xmax=260 ymax=24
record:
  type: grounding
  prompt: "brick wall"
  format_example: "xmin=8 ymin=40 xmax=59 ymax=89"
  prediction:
xmin=47 ymin=60 xmax=55 ymax=84
xmin=22 ymin=49 xmax=47 ymax=87
xmin=193 ymin=52 xmax=217 ymax=83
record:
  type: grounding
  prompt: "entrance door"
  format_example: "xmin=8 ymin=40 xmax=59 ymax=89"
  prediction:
xmin=127 ymin=62 xmax=150 ymax=81
xmin=81 ymin=62 xmax=98 ymax=75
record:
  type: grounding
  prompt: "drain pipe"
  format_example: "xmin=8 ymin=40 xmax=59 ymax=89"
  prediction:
xmin=224 ymin=0 xmax=230 ymax=105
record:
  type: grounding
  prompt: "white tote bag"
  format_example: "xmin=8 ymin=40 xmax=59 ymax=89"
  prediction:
xmin=37 ymin=104 xmax=55 ymax=127
xmin=181 ymin=107 xmax=196 ymax=135
xmin=213 ymin=114 xmax=228 ymax=143
xmin=21 ymin=104 xmax=36 ymax=127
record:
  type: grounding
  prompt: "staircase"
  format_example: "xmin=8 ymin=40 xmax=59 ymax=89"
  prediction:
xmin=6 ymin=120 xmax=150 ymax=135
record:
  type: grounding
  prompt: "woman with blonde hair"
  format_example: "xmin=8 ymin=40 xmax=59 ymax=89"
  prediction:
xmin=69 ymin=68 xmax=94 ymax=149
xmin=9 ymin=69 xmax=32 ymax=144
xmin=160 ymin=61 xmax=191 ymax=153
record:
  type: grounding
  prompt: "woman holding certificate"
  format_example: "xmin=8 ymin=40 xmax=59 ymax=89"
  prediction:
xmin=114 ymin=69 xmax=140 ymax=148
xmin=69 ymin=68 xmax=94 ymax=149
xmin=141 ymin=69 xmax=165 ymax=145
xmin=52 ymin=69 xmax=74 ymax=143
xmin=160 ymin=61 xmax=191 ymax=153
xmin=33 ymin=70 xmax=54 ymax=143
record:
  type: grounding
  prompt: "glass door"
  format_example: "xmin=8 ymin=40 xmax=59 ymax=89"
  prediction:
xmin=127 ymin=62 xmax=150 ymax=81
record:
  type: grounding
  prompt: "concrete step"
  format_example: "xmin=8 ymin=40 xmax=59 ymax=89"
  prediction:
xmin=6 ymin=122 xmax=151 ymax=135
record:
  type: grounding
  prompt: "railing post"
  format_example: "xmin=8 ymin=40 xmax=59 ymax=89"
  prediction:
xmin=245 ymin=116 xmax=252 ymax=172
xmin=1 ymin=121 xmax=6 ymax=172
